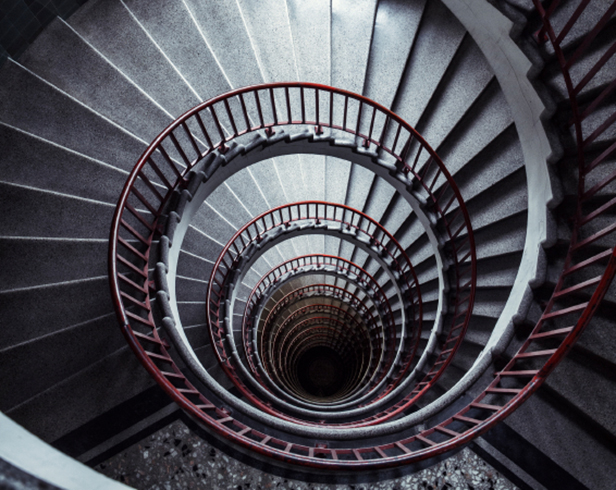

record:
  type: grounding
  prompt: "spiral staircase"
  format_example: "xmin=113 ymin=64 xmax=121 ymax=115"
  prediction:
xmin=0 ymin=0 xmax=615 ymax=488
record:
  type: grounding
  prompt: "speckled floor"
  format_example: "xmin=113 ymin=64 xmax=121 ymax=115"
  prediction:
xmin=94 ymin=420 xmax=518 ymax=490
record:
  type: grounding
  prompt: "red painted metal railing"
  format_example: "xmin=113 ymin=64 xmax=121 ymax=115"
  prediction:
xmin=205 ymin=202 xmax=422 ymax=405
xmin=108 ymin=82 xmax=485 ymax=468
xmin=240 ymin=252 xmax=398 ymax=377
xmin=253 ymin=283 xmax=381 ymax=404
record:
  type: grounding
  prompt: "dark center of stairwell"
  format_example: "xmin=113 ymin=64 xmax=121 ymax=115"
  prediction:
xmin=297 ymin=346 xmax=349 ymax=399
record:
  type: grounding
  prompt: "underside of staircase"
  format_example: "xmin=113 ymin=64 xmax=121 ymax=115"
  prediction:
xmin=0 ymin=0 xmax=615 ymax=489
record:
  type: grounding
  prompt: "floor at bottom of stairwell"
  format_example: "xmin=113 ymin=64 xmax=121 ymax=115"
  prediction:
xmin=94 ymin=419 xmax=518 ymax=490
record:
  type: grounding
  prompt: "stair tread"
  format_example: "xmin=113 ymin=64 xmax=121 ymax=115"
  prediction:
xmin=505 ymin=386 xmax=616 ymax=490
xmin=0 ymin=181 xmax=115 ymax=239
xmin=331 ymin=0 xmax=378 ymax=94
xmin=0 ymin=123 xmax=129 ymax=203
xmin=19 ymin=18 xmax=173 ymax=143
xmin=0 ymin=276 xmax=113 ymax=352
xmin=182 ymin=0 xmax=263 ymax=89
xmin=236 ymin=0 xmax=298 ymax=83
xmin=0 ymin=60 xmax=146 ymax=168
xmin=362 ymin=0 xmax=426 ymax=108
xmin=68 ymin=0 xmax=201 ymax=117
xmin=286 ymin=0 xmax=331 ymax=85
xmin=392 ymin=0 xmax=467 ymax=127
xmin=5 ymin=346 xmax=154 ymax=443
xmin=415 ymin=39 xmax=494 ymax=151
xmin=0 ymin=313 xmax=125 ymax=413
xmin=123 ymin=0 xmax=232 ymax=101
xmin=0 ymin=238 xmax=108 ymax=291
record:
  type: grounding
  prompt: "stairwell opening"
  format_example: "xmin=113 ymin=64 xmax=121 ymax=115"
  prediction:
xmin=1 ymin=0 xmax=615 ymax=488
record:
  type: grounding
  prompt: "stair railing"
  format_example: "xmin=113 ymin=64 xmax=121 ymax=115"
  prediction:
xmin=209 ymin=252 xmax=396 ymax=413
xmin=109 ymin=83 xmax=479 ymax=468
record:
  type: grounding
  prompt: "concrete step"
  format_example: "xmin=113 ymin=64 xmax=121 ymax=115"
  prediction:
xmin=433 ymin=84 xmax=515 ymax=177
xmin=362 ymin=176 xmax=397 ymax=225
xmin=448 ymin=124 xmax=524 ymax=203
xmin=331 ymin=0 xmax=378 ymax=94
xmin=545 ymin=350 xmax=616 ymax=440
xmin=298 ymin=154 xmax=326 ymax=202
xmin=223 ymin=169 xmax=275 ymax=218
xmin=540 ymin=2 xmax=615 ymax=56
xmin=504 ymin=383 xmax=616 ymax=490
xmin=68 ymin=0 xmax=201 ymax=116
xmin=18 ymin=17 xmax=173 ymax=143
xmin=0 ymin=59 xmax=146 ymax=169
xmin=285 ymin=0 xmax=331 ymax=85
xmin=376 ymin=193 xmax=414 ymax=246
xmin=177 ymin=301 xmax=206 ymax=331
xmin=473 ymin=212 xmax=527 ymax=260
xmin=246 ymin=159 xmax=296 ymax=209
xmin=0 ymin=181 xmax=114 ymax=239
xmin=414 ymin=39 xmax=494 ymax=149
xmin=469 ymin=287 xmax=512 ymax=320
xmin=325 ymin=156 xmax=352 ymax=206
xmin=268 ymin=154 xmax=306 ymax=205
xmin=181 ymin=225 xmax=224 ymax=263
xmin=344 ymin=163 xmax=376 ymax=214
xmin=175 ymin=276 xmax=208 ymax=303
xmin=185 ymin=324 xmax=211 ymax=352
xmin=0 ymin=312 xmax=125 ymax=412
xmin=0 ymin=123 xmax=128 ymax=203
xmin=362 ymin=0 xmax=426 ymax=108
xmin=460 ymin=167 xmax=528 ymax=232
xmin=177 ymin=250 xmax=214 ymax=285
xmin=575 ymin=311 xmax=616 ymax=367
xmin=475 ymin=254 xmax=522 ymax=288
xmin=5 ymin=346 xmax=154 ymax=443
xmin=236 ymin=0 xmax=298 ymax=83
xmin=391 ymin=0 xmax=467 ymax=127
xmin=0 ymin=276 xmax=112 ymax=352
xmin=0 ymin=238 xmax=107 ymax=291
xmin=543 ymin=34 xmax=616 ymax=101
xmin=580 ymin=100 xmax=616 ymax=147
xmin=190 ymin=202 xmax=238 ymax=247
xmin=122 ymin=0 xmax=232 ymax=101
xmin=182 ymin=0 xmax=263 ymax=89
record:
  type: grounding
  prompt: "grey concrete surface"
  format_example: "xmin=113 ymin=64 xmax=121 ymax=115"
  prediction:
xmin=123 ymin=0 xmax=232 ymax=101
xmin=286 ymin=0 xmax=331 ymax=85
xmin=0 ymin=413 xmax=130 ymax=490
xmin=392 ymin=0 xmax=467 ymax=127
xmin=182 ymin=0 xmax=264 ymax=89
xmin=68 ymin=0 xmax=201 ymax=116
xmin=331 ymin=0 xmax=377 ymax=94
xmin=0 ymin=123 xmax=129 ymax=203
xmin=0 ymin=60 xmax=146 ymax=169
xmin=19 ymin=18 xmax=173 ymax=143
xmin=362 ymin=0 xmax=426 ymax=108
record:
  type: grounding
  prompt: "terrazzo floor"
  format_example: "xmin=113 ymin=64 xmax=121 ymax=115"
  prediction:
xmin=95 ymin=420 xmax=518 ymax=490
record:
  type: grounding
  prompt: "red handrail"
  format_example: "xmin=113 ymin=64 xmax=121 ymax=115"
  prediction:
xmin=242 ymin=254 xmax=395 ymax=376
xmin=209 ymin=252 xmax=398 ymax=413
xmin=108 ymin=82 xmax=482 ymax=468
xmin=204 ymin=202 xmax=422 ymax=403
xmin=110 ymin=47 xmax=613 ymax=465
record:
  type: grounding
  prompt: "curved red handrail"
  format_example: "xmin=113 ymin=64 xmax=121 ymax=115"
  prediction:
xmin=241 ymin=252 xmax=398 ymax=372
xmin=109 ymin=82 xmax=483 ymax=468
xmin=110 ymin=52 xmax=614 ymax=465
xmin=204 ymin=202 xmax=423 ymax=405
xmin=208 ymin=253 xmax=399 ymax=413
